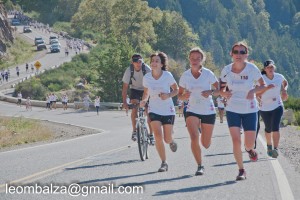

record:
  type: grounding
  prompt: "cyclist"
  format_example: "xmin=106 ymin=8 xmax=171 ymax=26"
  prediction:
xmin=140 ymin=52 xmax=178 ymax=172
xmin=122 ymin=54 xmax=155 ymax=145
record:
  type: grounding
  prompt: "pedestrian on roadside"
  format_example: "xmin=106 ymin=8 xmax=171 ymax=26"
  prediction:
xmin=46 ymin=94 xmax=51 ymax=110
xmin=17 ymin=91 xmax=22 ymax=107
xmin=94 ymin=96 xmax=101 ymax=115
xmin=83 ymin=94 xmax=91 ymax=111
xmin=62 ymin=94 xmax=68 ymax=110
xmin=16 ymin=66 xmax=20 ymax=77
xmin=140 ymin=52 xmax=179 ymax=172
xmin=257 ymin=59 xmax=288 ymax=158
xmin=220 ymin=41 xmax=272 ymax=181
xmin=31 ymin=64 xmax=34 ymax=73
xmin=178 ymin=47 xmax=220 ymax=176
xmin=26 ymin=97 xmax=32 ymax=111
xmin=25 ymin=63 xmax=29 ymax=73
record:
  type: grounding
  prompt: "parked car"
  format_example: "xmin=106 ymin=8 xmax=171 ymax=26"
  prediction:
xmin=37 ymin=43 xmax=47 ymax=51
xmin=50 ymin=44 xmax=60 ymax=53
xmin=23 ymin=26 xmax=32 ymax=33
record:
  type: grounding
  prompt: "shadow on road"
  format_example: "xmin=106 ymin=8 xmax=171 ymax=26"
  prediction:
xmin=205 ymin=152 xmax=233 ymax=157
xmin=153 ymin=180 xmax=236 ymax=196
xmin=77 ymin=171 xmax=159 ymax=185
xmin=65 ymin=159 xmax=140 ymax=171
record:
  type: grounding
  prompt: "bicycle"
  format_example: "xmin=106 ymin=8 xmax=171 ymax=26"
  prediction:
xmin=136 ymin=106 xmax=150 ymax=161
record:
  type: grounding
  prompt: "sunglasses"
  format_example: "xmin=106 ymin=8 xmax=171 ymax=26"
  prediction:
xmin=232 ymin=50 xmax=247 ymax=55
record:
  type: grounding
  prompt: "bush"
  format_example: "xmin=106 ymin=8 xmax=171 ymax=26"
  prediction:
xmin=294 ymin=111 xmax=300 ymax=126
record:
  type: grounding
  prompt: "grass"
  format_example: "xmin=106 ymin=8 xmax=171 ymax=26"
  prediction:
xmin=0 ymin=116 xmax=53 ymax=148
xmin=0 ymin=35 xmax=36 ymax=70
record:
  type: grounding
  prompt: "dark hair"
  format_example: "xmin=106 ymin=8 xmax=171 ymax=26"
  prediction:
xmin=150 ymin=52 xmax=168 ymax=71
xmin=261 ymin=69 xmax=266 ymax=75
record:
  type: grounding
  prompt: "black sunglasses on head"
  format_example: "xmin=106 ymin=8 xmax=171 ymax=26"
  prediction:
xmin=132 ymin=58 xmax=142 ymax=62
xmin=232 ymin=50 xmax=247 ymax=55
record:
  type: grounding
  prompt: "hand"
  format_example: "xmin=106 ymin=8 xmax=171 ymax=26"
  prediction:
xmin=201 ymin=90 xmax=212 ymax=98
xmin=281 ymin=91 xmax=288 ymax=101
xmin=183 ymin=90 xmax=191 ymax=100
xmin=122 ymin=101 xmax=128 ymax=110
xmin=267 ymin=84 xmax=275 ymax=90
xmin=221 ymin=90 xmax=232 ymax=99
xmin=140 ymin=100 xmax=146 ymax=108
xmin=246 ymin=89 xmax=255 ymax=100
xmin=159 ymin=93 xmax=170 ymax=100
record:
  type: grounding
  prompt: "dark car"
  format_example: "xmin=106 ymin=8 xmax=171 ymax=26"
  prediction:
xmin=11 ymin=19 xmax=21 ymax=26
xmin=34 ymin=37 xmax=44 ymax=46
xmin=37 ymin=43 xmax=47 ymax=51
xmin=50 ymin=44 xmax=60 ymax=53
xmin=23 ymin=26 xmax=32 ymax=33
xmin=35 ymin=39 xmax=45 ymax=46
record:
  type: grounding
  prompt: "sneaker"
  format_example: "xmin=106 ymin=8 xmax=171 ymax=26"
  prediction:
xmin=169 ymin=141 xmax=178 ymax=152
xmin=248 ymin=149 xmax=258 ymax=162
xmin=195 ymin=165 xmax=204 ymax=176
xmin=149 ymin=134 xmax=155 ymax=146
xmin=131 ymin=131 xmax=137 ymax=141
xmin=158 ymin=162 xmax=168 ymax=172
xmin=267 ymin=145 xmax=273 ymax=157
xmin=236 ymin=169 xmax=246 ymax=181
xmin=272 ymin=148 xmax=279 ymax=158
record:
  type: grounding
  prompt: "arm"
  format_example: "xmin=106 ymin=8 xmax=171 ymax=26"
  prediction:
xmin=219 ymin=80 xmax=232 ymax=99
xmin=140 ymin=87 xmax=149 ymax=107
xmin=281 ymin=79 xmax=288 ymax=101
xmin=122 ymin=82 xmax=129 ymax=109
xmin=160 ymin=82 xmax=179 ymax=100
xmin=247 ymin=77 xmax=274 ymax=100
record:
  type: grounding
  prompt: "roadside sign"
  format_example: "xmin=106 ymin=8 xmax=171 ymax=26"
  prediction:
xmin=34 ymin=61 xmax=41 ymax=69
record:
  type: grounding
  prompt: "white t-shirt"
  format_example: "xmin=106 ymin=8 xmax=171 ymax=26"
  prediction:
xmin=17 ymin=93 xmax=22 ymax=99
xmin=179 ymin=68 xmax=217 ymax=115
xmin=260 ymin=73 xmax=286 ymax=111
xmin=220 ymin=62 xmax=262 ymax=114
xmin=143 ymin=71 xmax=176 ymax=115
xmin=217 ymin=96 xmax=225 ymax=108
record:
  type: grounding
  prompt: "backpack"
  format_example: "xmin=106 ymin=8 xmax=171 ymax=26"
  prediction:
xmin=129 ymin=63 xmax=147 ymax=85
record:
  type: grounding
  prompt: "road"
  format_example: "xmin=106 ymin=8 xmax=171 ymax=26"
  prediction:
xmin=0 ymin=102 xmax=299 ymax=200
xmin=0 ymin=23 xmax=299 ymax=200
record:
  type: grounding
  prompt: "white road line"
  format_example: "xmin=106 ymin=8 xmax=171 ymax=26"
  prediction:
xmin=257 ymin=134 xmax=295 ymax=200
xmin=0 ymin=144 xmax=134 ymax=193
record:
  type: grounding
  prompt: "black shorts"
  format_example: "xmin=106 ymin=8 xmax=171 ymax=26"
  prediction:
xmin=260 ymin=106 xmax=283 ymax=133
xmin=130 ymin=89 xmax=144 ymax=101
xmin=149 ymin=112 xmax=175 ymax=125
xmin=62 ymin=102 xmax=67 ymax=105
xmin=17 ymin=99 xmax=21 ymax=103
xmin=185 ymin=112 xmax=216 ymax=125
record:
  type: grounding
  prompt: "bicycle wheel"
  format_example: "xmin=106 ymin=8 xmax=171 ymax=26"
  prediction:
xmin=137 ymin=124 xmax=148 ymax=161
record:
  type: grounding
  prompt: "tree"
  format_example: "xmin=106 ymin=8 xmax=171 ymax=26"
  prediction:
xmin=112 ymin=0 xmax=156 ymax=53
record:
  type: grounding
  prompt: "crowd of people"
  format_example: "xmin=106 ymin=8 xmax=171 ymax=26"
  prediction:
xmin=122 ymin=41 xmax=289 ymax=180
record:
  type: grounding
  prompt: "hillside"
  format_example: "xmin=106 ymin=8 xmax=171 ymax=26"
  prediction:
xmin=9 ymin=0 xmax=300 ymax=99
xmin=0 ymin=2 xmax=13 ymax=58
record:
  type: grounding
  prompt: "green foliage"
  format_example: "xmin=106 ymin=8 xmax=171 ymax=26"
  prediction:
xmin=0 ymin=37 xmax=35 ymax=69
xmin=284 ymin=97 xmax=300 ymax=111
xmin=15 ymin=78 xmax=48 ymax=100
